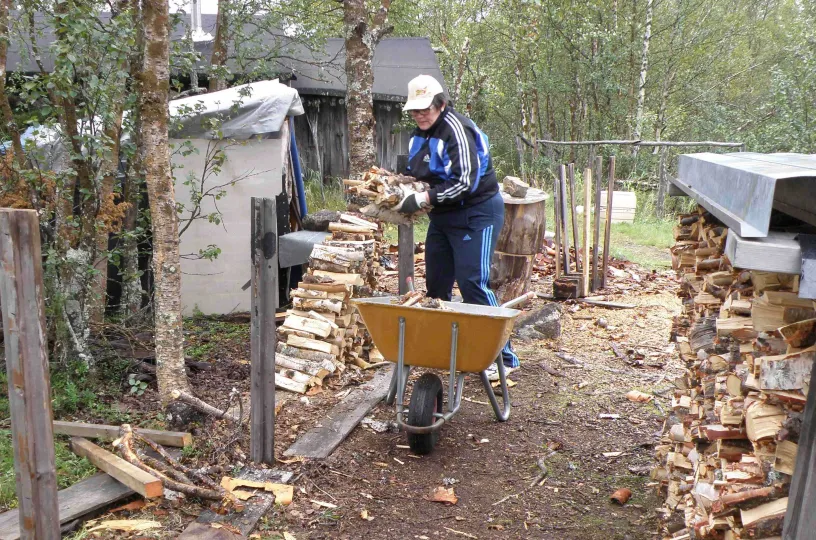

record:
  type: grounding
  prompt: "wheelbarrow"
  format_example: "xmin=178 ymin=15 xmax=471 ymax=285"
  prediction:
xmin=352 ymin=291 xmax=535 ymax=454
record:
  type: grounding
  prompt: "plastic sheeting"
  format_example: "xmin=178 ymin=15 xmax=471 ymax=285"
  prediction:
xmin=169 ymin=80 xmax=304 ymax=140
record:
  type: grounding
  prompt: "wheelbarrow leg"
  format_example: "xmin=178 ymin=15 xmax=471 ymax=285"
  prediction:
xmin=480 ymin=356 xmax=511 ymax=422
xmin=386 ymin=364 xmax=410 ymax=406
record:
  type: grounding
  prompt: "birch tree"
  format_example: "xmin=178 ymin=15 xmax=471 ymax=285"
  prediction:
xmin=140 ymin=0 xmax=192 ymax=406
xmin=632 ymin=0 xmax=653 ymax=148
xmin=343 ymin=0 xmax=392 ymax=178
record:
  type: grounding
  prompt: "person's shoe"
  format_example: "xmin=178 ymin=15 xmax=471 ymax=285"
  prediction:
xmin=485 ymin=363 xmax=518 ymax=382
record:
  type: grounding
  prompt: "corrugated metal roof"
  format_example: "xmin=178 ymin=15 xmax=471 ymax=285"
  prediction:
xmin=7 ymin=12 xmax=446 ymax=102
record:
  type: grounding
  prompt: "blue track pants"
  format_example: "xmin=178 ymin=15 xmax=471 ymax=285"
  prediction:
xmin=425 ymin=192 xmax=519 ymax=367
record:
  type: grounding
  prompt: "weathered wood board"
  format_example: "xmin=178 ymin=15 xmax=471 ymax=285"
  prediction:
xmin=53 ymin=421 xmax=192 ymax=448
xmin=284 ymin=367 xmax=393 ymax=459
xmin=0 ymin=474 xmax=134 ymax=540
xmin=183 ymin=468 xmax=293 ymax=538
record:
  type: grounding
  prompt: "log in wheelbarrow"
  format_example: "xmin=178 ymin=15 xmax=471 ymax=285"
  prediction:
xmin=352 ymin=292 xmax=535 ymax=454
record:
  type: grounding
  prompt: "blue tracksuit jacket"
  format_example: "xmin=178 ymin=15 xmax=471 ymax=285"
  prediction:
xmin=406 ymin=106 xmax=499 ymax=212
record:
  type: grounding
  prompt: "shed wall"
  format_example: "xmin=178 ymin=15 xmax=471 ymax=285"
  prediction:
xmin=293 ymin=95 xmax=411 ymax=179
xmin=172 ymin=134 xmax=286 ymax=315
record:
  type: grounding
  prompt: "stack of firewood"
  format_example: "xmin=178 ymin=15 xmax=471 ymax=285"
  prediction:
xmin=274 ymin=213 xmax=385 ymax=393
xmin=343 ymin=166 xmax=429 ymax=225
xmin=653 ymin=206 xmax=815 ymax=539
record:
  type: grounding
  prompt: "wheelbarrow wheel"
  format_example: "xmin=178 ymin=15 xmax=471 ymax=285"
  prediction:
xmin=407 ymin=373 xmax=444 ymax=455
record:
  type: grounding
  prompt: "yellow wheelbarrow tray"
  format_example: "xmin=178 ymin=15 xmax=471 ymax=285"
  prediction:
xmin=352 ymin=292 xmax=535 ymax=454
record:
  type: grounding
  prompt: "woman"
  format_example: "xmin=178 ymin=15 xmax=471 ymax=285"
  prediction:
xmin=397 ymin=74 xmax=518 ymax=380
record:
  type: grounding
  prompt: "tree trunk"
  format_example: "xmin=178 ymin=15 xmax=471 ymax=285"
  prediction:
xmin=452 ymin=37 xmax=470 ymax=104
xmin=209 ymin=0 xmax=229 ymax=92
xmin=119 ymin=0 xmax=145 ymax=318
xmin=632 ymin=0 xmax=653 ymax=150
xmin=490 ymin=252 xmax=534 ymax=305
xmin=0 ymin=0 xmax=27 ymax=173
xmin=141 ymin=0 xmax=192 ymax=405
xmin=343 ymin=0 xmax=392 ymax=179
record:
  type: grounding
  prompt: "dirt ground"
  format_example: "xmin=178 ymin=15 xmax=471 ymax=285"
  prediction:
xmin=55 ymin=259 xmax=685 ymax=539
xmin=259 ymin=267 xmax=684 ymax=540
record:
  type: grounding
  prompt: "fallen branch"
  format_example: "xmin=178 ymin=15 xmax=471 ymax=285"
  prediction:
xmin=443 ymin=527 xmax=478 ymax=539
xmin=134 ymin=432 xmax=223 ymax=492
xmin=539 ymin=362 xmax=566 ymax=377
xmin=535 ymin=292 xmax=635 ymax=309
xmin=114 ymin=425 xmax=237 ymax=505
xmin=171 ymin=389 xmax=240 ymax=424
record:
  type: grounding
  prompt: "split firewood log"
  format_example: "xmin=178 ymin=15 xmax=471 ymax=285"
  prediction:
xmin=343 ymin=167 xmax=429 ymax=224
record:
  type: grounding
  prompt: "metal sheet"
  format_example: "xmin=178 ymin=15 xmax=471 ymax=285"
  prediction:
xmin=673 ymin=153 xmax=816 ymax=237
xmin=278 ymin=230 xmax=330 ymax=267
xmin=800 ymin=234 xmax=816 ymax=300
xmin=724 ymin=229 xmax=802 ymax=274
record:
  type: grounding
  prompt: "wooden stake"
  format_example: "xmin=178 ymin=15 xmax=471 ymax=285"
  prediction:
xmin=592 ymin=156 xmax=602 ymax=292
xmin=583 ymin=168 xmax=592 ymax=297
xmin=553 ymin=171 xmax=562 ymax=279
xmin=558 ymin=165 xmax=571 ymax=272
xmin=69 ymin=438 xmax=162 ymax=498
xmin=602 ymin=156 xmax=615 ymax=288
xmin=568 ymin=163 xmax=580 ymax=272
xmin=0 ymin=209 xmax=60 ymax=540
xmin=250 ymin=197 xmax=277 ymax=465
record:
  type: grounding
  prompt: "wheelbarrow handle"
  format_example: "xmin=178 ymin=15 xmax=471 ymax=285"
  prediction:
xmin=500 ymin=291 xmax=537 ymax=309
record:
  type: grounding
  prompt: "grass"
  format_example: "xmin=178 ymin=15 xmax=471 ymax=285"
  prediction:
xmin=543 ymin=187 xmax=675 ymax=269
xmin=0 ymin=430 xmax=97 ymax=511
xmin=0 ymin=354 xmax=135 ymax=511
xmin=610 ymin=218 xmax=674 ymax=270
xmin=303 ymin=171 xmax=674 ymax=265
xmin=304 ymin=171 xmax=347 ymax=213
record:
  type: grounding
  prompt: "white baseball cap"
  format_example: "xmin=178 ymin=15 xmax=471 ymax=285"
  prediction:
xmin=403 ymin=75 xmax=445 ymax=111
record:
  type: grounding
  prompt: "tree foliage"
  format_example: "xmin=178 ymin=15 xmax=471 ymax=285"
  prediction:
xmin=389 ymin=0 xmax=815 ymax=187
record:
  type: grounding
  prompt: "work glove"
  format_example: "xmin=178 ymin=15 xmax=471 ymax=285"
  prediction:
xmin=395 ymin=191 xmax=430 ymax=214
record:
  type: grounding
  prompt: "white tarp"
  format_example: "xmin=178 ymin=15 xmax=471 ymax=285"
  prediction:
xmin=169 ymin=80 xmax=304 ymax=140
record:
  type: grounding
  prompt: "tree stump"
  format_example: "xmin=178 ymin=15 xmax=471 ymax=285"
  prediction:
xmin=490 ymin=252 xmax=534 ymax=304
xmin=491 ymin=188 xmax=547 ymax=304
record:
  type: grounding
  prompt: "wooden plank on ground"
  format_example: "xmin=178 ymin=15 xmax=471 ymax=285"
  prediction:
xmin=70 ymin=437 xmax=163 ymax=498
xmin=0 ymin=474 xmax=134 ymax=540
xmin=182 ymin=468 xmax=293 ymax=538
xmin=53 ymin=421 xmax=192 ymax=448
xmin=284 ymin=367 xmax=393 ymax=459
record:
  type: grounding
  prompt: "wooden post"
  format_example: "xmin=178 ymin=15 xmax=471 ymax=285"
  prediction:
xmin=553 ymin=175 xmax=562 ymax=279
xmin=782 ymin=361 xmax=816 ymax=539
xmin=602 ymin=157 xmax=616 ymax=288
xmin=0 ymin=209 xmax=60 ymax=540
xmin=250 ymin=198 xmax=277 ymax=465
xmin=592 ymin=156 xmax=603 ymax=291
xmin=559 ymin=165 xmax=571 ymax=272
xmin=582 ymin=168 xmax=592 ymax=297
xmin=567 ymin=163 xmax=579 ymax=271
xmin=398 ymin=224 xmax=414 ymax=294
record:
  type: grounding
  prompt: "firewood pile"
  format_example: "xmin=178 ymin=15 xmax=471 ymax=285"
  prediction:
xmin=653 ymin=206 xmax=816 ymax=539
xmin=343 ymin=166 xmax=429 ymax=225
xmin=275 ymin=213 xmax=386 ymax=394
